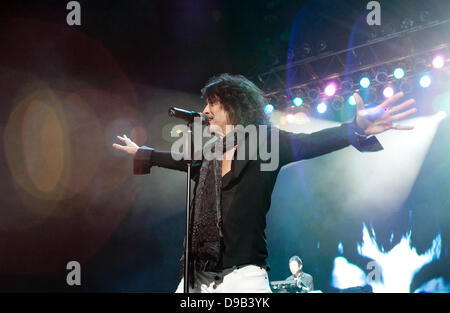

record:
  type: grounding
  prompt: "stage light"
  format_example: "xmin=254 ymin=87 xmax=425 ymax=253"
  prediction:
xmin=315 ymin=40 xmax=327 ymax=54
xmin=359 ymin=76 xmax=371 ymax=88
xmin=414 ymin=58 xmax=427 ymax=73
xmin=293 ymin=97 xmax=303 ymax=107
xmin=348 ymin=95 xmax=356 ymax=106
xmin=400 ymin=80 xmax=413 ymax=94
xmin=307 ymin=87 xmax=320 ymax=101
xmin=401 ymin=18 xmax=414 ymax=30
xmin=341 ymin=79 xmax=353 ymax=92
xmin=316 ymin=102 xmax=327 ymax=114
xmin=264 ymin=104 xmax=274 ymax=114
xmin=331 ymin=96 xmax=345 ymax=111
xmin=298 ymin=43 xmax=312 ymax=58
xmin=419 ymin=74 xmax=432 ymax=88
xmin=383 ymin=86 xmax=394 ymax=98
xmin=285 ymin=113 xmax=295 ymax=123
xmin=419 ymin=10 xmax=430 ymax=23
xmin=375 ymin=70 xmax=389 ymax=84
xmin=393 ymin=67 xmax=405 ymax=80
xmin=432 ymin=55 xmax=445 ymax=69
xmin=324 ymin=83 xmax=336 ymax=97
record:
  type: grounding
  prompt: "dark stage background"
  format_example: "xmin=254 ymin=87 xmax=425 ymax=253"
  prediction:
xmin=0 ymin=0 xmax=449 ymax=292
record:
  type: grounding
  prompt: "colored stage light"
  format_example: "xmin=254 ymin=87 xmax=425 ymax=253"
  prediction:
xmin=324 ymin=83 xmax=336 ymax=97
xmin=316 ymin=102 xmax=327 ymax=114
xmin=383 ymin=86 xmax=394 ymax=98
xmin=393 ymin=67 xmax=405 ymax=80
xmin=419 ymin=74 xmax=432 ymax=88
xmin=359 ymin=76 xmax=371 ymax=88
xmin=348 ymin=95 xmax=356 ymax=106
xmin=264 ymin=104 xmax=274 ymax=114
xmin=432 ymin=55 xmax=445 ymax=69
xmin=293 ymin=97 xmax=303 ymax=107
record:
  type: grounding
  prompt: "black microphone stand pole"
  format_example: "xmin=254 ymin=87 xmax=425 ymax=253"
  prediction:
xmin=184 ymin=122 xmax=193 ymax=293
xmin=167 ymin=108 xmax=208 ymax=293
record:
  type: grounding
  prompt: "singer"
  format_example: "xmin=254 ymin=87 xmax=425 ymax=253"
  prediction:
xmin=112 ymin=73 xmax=416 ymax=293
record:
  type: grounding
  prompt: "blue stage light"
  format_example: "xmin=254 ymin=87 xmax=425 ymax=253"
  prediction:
xmin=348 ymin=95 xmax=356 ymax=106
xmin=359 ymin=76 xmax=371 ymax=88
xmin=316 ymin=102 xmax=327 ymax=114
xmin=264 ymin=104 xmax=274 ymax=114
xmin=393 ymin=67 xmax=405 ymax=80
xmin=419 ymin=74 xmax=432 ymax=88
xmin=293 ymin=97 xmax=303 ymax=107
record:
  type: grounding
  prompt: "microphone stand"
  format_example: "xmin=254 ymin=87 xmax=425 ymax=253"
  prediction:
xmin=167 ymin=108 xmax=209 ymax=293
xmin=183 ymin=122 xmax=193 ymax=293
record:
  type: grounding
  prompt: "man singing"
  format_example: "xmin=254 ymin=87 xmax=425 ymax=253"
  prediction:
xmin=112 ymin=73 xmax=416 ymax=293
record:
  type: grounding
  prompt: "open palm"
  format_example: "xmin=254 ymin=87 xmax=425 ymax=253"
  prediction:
xmin=112 ymin=134 xmax=139 ymax=155
xmin=354 ymin=92 xmax=417 ymax=135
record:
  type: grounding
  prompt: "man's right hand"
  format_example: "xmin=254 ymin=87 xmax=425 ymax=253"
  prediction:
xmin=112 ymin=134 xmax=139 ymax=155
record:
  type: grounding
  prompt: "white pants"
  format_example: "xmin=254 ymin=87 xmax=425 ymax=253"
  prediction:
xmin=175 ymin=265 xmax=272 ymax=293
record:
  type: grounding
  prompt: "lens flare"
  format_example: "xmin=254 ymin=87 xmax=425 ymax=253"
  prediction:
xmin=285 ymin=113 xmax=295 ymax=123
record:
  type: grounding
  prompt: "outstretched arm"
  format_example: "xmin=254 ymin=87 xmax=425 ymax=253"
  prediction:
xmin=277 ymin=91 xmax=416 ymax=167
xmin=133 ymin=146 xmax=191 ymax=174
xmin=354 ymin=91 xmax=416 ymax=134
xmin=112 ymin=134 xmax=195 ymax=175
xmin=278 ymin=121 xmax=382 ymax=167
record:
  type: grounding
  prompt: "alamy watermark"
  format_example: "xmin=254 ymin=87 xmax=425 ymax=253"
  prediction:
xmin=66 ymin=260 xmax=81 ymax=286
xmin=66 ymin=1 xmax=81 ymax=26
xmin=367 ymin=260 xmax=381 ymax=284
xmin=367 ymin=1 xmax=381 ymax=26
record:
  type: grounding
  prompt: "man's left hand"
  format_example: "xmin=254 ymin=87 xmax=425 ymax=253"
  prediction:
xmin=354 ymin=92 xmax=417 ymax=135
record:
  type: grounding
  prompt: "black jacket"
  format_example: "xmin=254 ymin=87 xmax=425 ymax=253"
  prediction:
xmin=133 ymin=122 xmax=382 ymax=270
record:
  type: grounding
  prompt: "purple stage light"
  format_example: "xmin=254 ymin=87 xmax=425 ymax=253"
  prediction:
xmin=432 ymin=55 xmax=445 ymax=69
xmin=383 ymin=86 xmax=394 ymax=98
xmin=324 ymin=83 xmax=336 ymax=97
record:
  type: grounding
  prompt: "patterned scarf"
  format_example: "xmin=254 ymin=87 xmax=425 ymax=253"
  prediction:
xmin=180 ymin=128 xmax=245 ymax=288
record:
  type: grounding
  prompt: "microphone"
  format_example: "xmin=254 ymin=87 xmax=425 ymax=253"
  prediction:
xmin=168 ymin=107 xmax=211 ymax=125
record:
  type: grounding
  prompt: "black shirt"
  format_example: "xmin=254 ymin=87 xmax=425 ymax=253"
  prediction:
xmin=133 ymin=122 xmax=382 ymax=271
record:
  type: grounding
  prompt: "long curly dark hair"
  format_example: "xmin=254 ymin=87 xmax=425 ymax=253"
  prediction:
xmin=201 ymin=73 xmax=270 ymax=126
